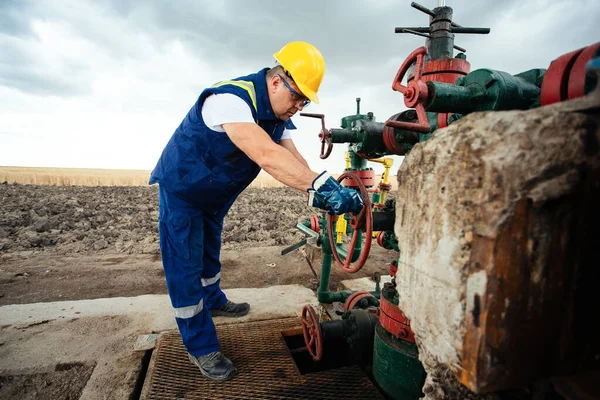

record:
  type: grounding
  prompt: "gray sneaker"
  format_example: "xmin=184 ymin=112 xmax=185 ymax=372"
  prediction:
xmin=188 ymin=351 xmax=236 ymax=381
xmin=210 ymin=300 xmax=250 ymax=318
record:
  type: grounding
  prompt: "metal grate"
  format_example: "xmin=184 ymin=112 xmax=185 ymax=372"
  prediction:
xmin=140 ymin=317 xmax=384 ymax=399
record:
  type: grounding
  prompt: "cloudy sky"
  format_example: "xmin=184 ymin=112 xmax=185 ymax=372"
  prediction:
xmin=1 ymin=0 xmax=598 ymax=175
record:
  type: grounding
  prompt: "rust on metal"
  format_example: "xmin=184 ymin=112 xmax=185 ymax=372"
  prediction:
xmin=140 ymin=317 xmax=384 ymax=399
xmin=460 ymin=198 xmax=581 ymax=392
xmin=379 ymin=296 xmax=415 ymax=343
xmin=343 ymin=290 xmax=374 ymax=311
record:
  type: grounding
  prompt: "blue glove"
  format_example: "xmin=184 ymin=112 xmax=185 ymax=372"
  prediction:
xmin=307 ymin=171 xmax=364 ymax=215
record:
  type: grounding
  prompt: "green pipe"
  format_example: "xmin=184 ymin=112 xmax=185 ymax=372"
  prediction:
xmin=330 ymin=128 xmax=359 ymax=143
xmin=296 ymin=222 xmax=319 ymax=240
xmin=349 ymin=151 xmax=367 ymax=169
xmin=317 ymin=227 xmax=355 ymax=304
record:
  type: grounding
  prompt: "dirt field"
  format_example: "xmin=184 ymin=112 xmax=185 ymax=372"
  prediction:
xmin=0 ymin=183 xmax=396 ymax=399
xmin=0 ymin=183 xmax=396 ymax=306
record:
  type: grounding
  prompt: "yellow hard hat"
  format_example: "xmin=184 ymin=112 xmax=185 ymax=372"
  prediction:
xmin=273 ymin=41 xmax=325 ymax=104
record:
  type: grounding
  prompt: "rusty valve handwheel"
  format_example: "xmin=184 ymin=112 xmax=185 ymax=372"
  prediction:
xmin=300 ymin=113 xmax=333 ymax=159
xmin=385 ymin=46 xmax=432 ymax=133
xmin=343 ymin=290 xmax=376 ymax=311
xmin=327 ymin=171 xmax=373 ymax=273
xmin=301 ymin=304 xmax=323 ymax=361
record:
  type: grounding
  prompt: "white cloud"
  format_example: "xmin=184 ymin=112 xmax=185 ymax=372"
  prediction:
xmin=0 ymin=0 xmax=599 ymax=175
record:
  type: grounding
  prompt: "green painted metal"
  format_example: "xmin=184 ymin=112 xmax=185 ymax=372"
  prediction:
xmin=373 ymin=324 xmax=426 ymax=400
xmin=372 ymin=191 xmax=381 ymax=204
xmin=330 ymin=128 xmax=360 ymax=144
xmin=427 ymin=7 xmax=455 ymax=60
xmin=349 ymin=150 xmax=368 ymax=170
xmin=340 ymin=97 xmax=369 ymax=130
xmin=348 ymin=119 xmax=389 ymax=159
xmin=315 ymin=213 xmax=362 ymax=304
xmin=378 ymin=231 xmax=400 ymax=252
xmin=425 ymin=68 xmax=544 ymax=114
xmin=297 ymin=220 xmax=319 ymax=240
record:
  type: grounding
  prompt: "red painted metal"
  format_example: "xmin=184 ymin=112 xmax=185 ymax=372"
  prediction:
xmin=437 ymin=112 xmax=449 ymax=129
xmin=344 ymin=291 xmax=375 ymax=311
xmin=389 ymin=262 xmax=398 ymax=278
xmin=378 ymin=182 xmax=392 ymax=191
xmin=319 ymin=130 xmax=333 ymax=159
xmin=376 ymin=231 xmax=386 ymax=248
xmin=411 ymin=57 xmax=471 ymax=84
xmin=387 ymin=46 xmax=432 ymax=133
xmin=301 ymin=304 xmax=324 ymax=361
xmin=382 ymin=124 xmax=405 ymax=155
xmin=341 ymin=169 xmax=375 ymax=188
xmin=309 ymin=216 xmax=320 ymax=233
xmin=379 ymin=296 xmax=415 ymax=343
xmin=327 ymin=171 xmax=373 ymax=273
xmin=568 ymin=42 xmax=600 ymax=100
xmin=540 ymin=47 xmax=584 ymax=106
xmin=299 ymin=113 xmax=333 ymax=159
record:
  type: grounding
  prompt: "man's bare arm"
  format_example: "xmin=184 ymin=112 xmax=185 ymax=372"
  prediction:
xmin=279 ymin=138 xmax=310 ymax=169
xmin=222 ymin=122 xmax=317 ymax=191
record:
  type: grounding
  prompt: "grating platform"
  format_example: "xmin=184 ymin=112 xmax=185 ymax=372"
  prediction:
xmin=140 ymin=317 xmax=384 ymax=399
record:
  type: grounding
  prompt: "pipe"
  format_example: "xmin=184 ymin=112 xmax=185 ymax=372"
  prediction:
xmin=296 ymin=222 xmax=319 ymax=241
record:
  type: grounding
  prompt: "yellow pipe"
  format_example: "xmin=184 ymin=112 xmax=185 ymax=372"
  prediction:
xmin=368 ymin=157 xmax=394 ymax=204
xmin=336 ymin=214 xmax=347 ymax=243
xmin=368 ymin=157 xmax=394 ymax=238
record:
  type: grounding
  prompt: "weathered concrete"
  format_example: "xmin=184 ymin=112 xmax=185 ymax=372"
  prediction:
xmin=393 ymin=90 xmax=600 ymax=396
xmin=339 ymin=275 xmax=392 ymax=292
xmin=0 ymin=285 xmax=318 ymax=400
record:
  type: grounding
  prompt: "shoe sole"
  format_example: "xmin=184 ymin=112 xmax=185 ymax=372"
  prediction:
xmin=198 ymin=366 xmax=237 ymax=381
xmin=209 ymin=308 xmax=250 ymax=318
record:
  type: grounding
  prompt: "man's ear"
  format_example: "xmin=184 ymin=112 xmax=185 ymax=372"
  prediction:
xmin=269 ymin=75 xmax=281 ymax=94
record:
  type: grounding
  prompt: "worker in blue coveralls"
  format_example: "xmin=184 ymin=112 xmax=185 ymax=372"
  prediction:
xmin=149 ymin=41 xmax=364 ymax=381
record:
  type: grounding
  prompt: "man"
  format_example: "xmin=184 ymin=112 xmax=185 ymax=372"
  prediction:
xmin=149 ymin=41 xmax=363 ymax=381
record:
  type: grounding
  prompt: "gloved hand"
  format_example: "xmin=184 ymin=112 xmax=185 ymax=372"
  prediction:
xmin=307 ymin=171 xmax=364 ymax=215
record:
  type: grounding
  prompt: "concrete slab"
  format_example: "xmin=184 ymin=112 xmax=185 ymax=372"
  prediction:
xmin=339 ymin=274 xmax=392 ymax=292
xmin=0 ymin=284 xmax=318 ymax=400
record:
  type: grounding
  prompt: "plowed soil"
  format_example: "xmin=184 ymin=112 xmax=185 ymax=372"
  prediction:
xmin=0 ymin=183 xmax=396 ymax=306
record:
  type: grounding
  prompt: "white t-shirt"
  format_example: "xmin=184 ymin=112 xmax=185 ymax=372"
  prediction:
xmin=201 ymin=93 xmax=292 ymax=140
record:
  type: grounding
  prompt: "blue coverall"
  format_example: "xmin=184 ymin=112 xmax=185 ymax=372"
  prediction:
xmin=149 ymin=68 xmax=295 ymax=356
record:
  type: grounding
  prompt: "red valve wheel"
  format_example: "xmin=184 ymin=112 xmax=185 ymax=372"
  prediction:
xmin=344 ymin=291 xmax=376 ymax=311
xmin=318 ymin=130 xmax=333 ymax=159
xmin=376 ymin=231 xmax=386 ymax=247
xmin=327 ymin=171 xmax=373 ymax=273
xmin=301 ymin=304 xmax=323 ymax=361
xmin=386 ymin=46 xmax=432 ymax=133
xmin=309 ymin=215 xmax=320 ymax=233
xmin=300 ymin=112 xmax=334 ymax=159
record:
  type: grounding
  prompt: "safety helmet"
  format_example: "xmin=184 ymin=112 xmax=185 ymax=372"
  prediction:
xmin=273 ymin=41 xmax=325 ymax=104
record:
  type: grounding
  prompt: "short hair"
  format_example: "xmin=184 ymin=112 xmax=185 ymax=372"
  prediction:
xmin=266 ymin=65 xmax=284 ymax=79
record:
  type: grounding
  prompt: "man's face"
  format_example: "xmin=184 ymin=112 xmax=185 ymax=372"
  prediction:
xmin=270 ymin=74 xmax=310 ymax=121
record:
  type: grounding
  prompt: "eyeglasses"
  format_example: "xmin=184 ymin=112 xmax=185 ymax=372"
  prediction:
xmin=277 ymin=74 xmax=311 ymax=108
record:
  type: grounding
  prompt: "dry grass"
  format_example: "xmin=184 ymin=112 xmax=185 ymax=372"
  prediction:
xmin=0 ymin=166 xmax=152 ymax=186
xmin=0 ymin=166 xmax=397 ymax=190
